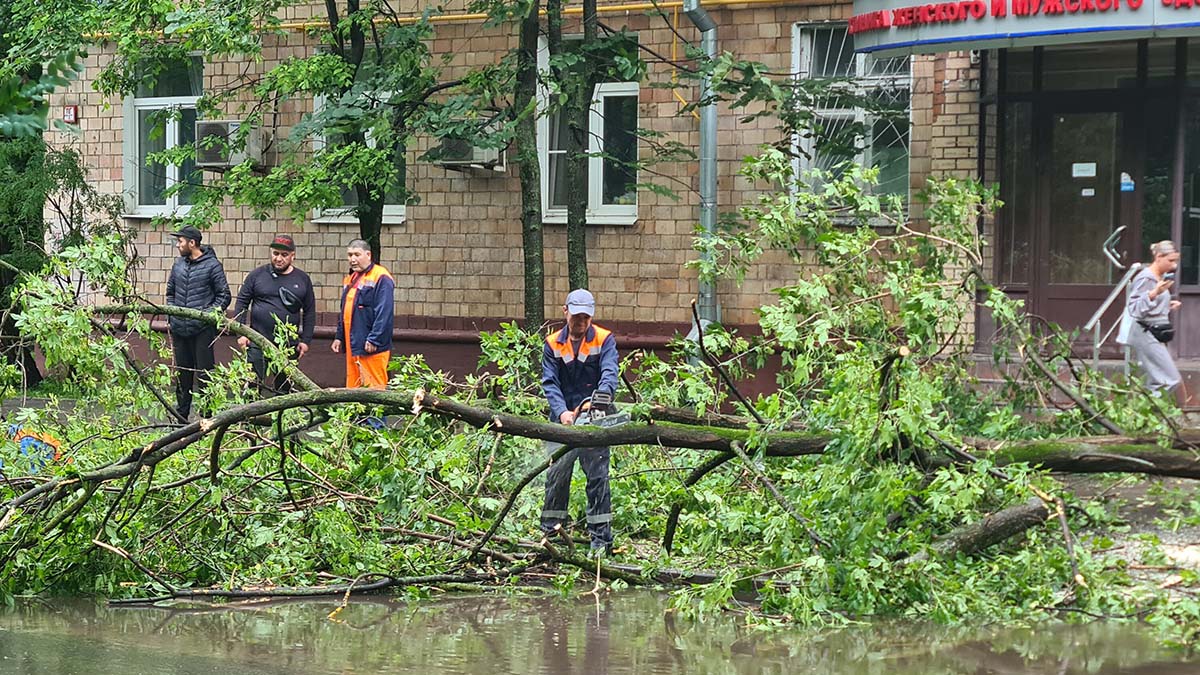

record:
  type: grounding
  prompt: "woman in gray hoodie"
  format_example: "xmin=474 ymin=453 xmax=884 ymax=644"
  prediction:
xmin=1126 ymin=240 xmax=1182 ymax=393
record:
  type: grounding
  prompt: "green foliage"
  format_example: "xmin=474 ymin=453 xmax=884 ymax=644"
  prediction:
xmin=662 ymin=144 xmax=1194 ymax=642
xmin=0 ymin=168 xmax=1195 ymax=647
xmin=0 ymin=4 xmax=1193 ymax=647
xmin=0 ymin=137 xmax=50 ymax=284
xmin=79 ymin=4 xmax=515 ymax=250
xmin=0 ymin=50 xmax=83 ymax=138
xmin=477 ymin=321 xmax=544 ymax=411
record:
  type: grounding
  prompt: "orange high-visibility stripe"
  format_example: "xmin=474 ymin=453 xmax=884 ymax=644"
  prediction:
xmin=342 ymin=264 xmax=391 ymax=290
xmin=545 ymin=326 xmax=611 ymax=362
xmin=342 ymin=285 xmax=357 ymax=345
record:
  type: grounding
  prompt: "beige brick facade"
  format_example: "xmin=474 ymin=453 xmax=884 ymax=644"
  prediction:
xmin=46 ymin=1 xmax=984 ymax=335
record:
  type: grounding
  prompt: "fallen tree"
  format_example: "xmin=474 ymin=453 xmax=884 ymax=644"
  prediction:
xmin=3 ymin=369 xmax=1197 ymax=598
xmin=975 ymin=437 xmax=1200 ymax=478
xmin=5 ymin=177 xmax=1200 ymax=648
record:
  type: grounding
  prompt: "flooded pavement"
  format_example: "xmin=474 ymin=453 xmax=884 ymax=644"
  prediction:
xmin=0 ymin=592 xmax=1193 ymax=674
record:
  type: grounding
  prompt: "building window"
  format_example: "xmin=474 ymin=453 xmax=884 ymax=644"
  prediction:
xmin=793 ymin=24 xmax=911 ymax=204
xmin=311 ymin=95 xmax=407 ymax=225
xmin=122 ymin=56 xmax=203 ymax=217
xmin=537 ymin=39 xmax=640 ymax=225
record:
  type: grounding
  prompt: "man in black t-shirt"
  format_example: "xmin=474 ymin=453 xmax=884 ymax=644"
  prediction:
xmin=233 ymin=234 xmax=316 ymax=395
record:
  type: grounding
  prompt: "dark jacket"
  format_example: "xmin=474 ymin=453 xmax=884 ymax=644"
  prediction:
xmin=542 ymin=324 xmax=619 ymax=422
xmin=166 ymin=245 xmax=232 ymax=338
xmin=335 ymin=262 xmax=395 ymax=356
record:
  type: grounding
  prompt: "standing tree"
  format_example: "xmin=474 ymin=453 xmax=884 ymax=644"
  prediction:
xmin=554 ymin=0 xmax=597 ymax=290
xmin=512 ymin=0 xmax=545 ymax=328
xmin=543 ymin=3 xmax=642 ymax=291
xmin=476 ymin=0 xmax=644 ymax=326
xmin=0 ymin=0 xmax=85 ymax=387
xmin=75 ymin=0 xmax=507 ymax=264
xmin=0 ymin=137 xmax=48 ymax=387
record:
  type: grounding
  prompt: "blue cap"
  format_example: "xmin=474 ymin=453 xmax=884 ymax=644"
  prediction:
xmin=565 ymin=289 xmax=595 ymax=316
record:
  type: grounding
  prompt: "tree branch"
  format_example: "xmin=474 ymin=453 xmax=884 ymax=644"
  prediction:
xmin=90 ymin=303 xmax=319 ymax=392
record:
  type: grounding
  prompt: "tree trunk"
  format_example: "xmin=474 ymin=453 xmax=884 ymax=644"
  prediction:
xmin=354 ymin=184 xmax=384 ymax=264
xmin=546 ymin=0 xmax=561 ymax=62
xmin=343 ymin=0 xmax=379 ymax=262
xmin=978 ymin=436 xmax=1200 ymax=479
xmin=562 ymin=0 xmax=598 ymax=290
xmin=563 ymin=95 xmax=588 ymax=290
xmin=514 ymin=0 xmax=544 ymax=329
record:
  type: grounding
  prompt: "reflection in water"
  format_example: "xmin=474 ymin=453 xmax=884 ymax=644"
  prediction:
xmin=0 ymin=593 xmax=1193 ymax=674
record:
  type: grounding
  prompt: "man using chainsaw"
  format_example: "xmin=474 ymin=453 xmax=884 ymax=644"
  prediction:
xmin=540 ymin=288 xmax=620 ymax=556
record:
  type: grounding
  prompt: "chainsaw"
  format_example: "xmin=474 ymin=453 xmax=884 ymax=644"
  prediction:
xmin=544 ymin=390 xmax=630 ymax=454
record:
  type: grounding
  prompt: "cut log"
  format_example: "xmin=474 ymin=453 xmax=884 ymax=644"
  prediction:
xmin=980 ymin=438 xmax=1200 ymax=479
xmin=903 ymin=498 xmax=1051 ymax=564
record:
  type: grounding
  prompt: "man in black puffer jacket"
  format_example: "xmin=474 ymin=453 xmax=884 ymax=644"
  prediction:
xmin=166 ymin=226 xmax=231 ymax=419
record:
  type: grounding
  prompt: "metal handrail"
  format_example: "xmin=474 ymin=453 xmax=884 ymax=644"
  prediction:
xmin=1084 ymin=262 xmax=1142 ymax=368
xmin=1083 ymin=263 xmax=1142 ymax=332
xmin=1101 ymin=226 xmax=1128 ymax=270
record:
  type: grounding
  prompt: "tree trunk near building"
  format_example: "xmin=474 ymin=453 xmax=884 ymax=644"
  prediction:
xmin=562 ymin=0 xmax=598 ymax=291
xmin=546 ymin=0 xmax=562 ymax=74
xmin=514 ymin=0 xmax=544 ymax=329
xmin=323 ymin=0 xmax=382 ymax=264
xmin=354 ymin=183 xmax=384 ymax=264
xmin=563 ymin=96 xmax=589 ymax=291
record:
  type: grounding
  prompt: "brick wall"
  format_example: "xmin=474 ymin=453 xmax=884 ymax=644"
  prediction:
xmin=921 ymin=50 xmax=987 ymax=345
xmin=45 ymin=1 xmax=978 ymax=337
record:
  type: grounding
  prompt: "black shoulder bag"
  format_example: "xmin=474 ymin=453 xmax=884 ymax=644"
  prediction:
xmin=1139 ymin=321 xmax=1175 ymax=344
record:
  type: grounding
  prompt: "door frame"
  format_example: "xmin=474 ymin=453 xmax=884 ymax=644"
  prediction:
xmin=1029 ymin=94 xmax=1144 ymax=325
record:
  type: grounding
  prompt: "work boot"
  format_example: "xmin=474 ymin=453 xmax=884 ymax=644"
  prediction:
xmin=588 ymin=543 xmax=614 ymax=559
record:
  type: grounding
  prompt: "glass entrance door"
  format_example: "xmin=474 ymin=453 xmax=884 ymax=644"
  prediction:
xmin=993 ymin=41 xmax=1194 ymax=359
xmin=1034 ymin=103 xmax=1141 ymax=338
xmin=1046 ymin=112 xmax=1122 ymax=285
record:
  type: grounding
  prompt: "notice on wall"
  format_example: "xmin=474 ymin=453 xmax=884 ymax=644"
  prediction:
xmin=1120 ymin=172 xmax=1136 ymax=192
xmin=1072 ymin=163 xmax=1098 ymax=178
xmin=1081 ymin=188 xmax=1096 ymax=197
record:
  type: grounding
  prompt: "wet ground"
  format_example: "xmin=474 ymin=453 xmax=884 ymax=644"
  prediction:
xmin=0 ymin=593 xmax=1194 ymax=674
xmin=1065 ymin=474 xmax=1200 ymax=593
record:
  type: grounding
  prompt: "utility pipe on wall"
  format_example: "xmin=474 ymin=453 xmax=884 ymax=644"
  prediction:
xmin=684 ymin=0 xmax=720 ymax=325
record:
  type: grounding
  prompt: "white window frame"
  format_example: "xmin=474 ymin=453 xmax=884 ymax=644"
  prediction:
xmin=121 ymin=66 xmax=202 ymax=218
xmin=310 ymin=94 xmax=407 ymax=226
xmin=536 ymin=38 xmax=640 ymax=226
xmin=791 ymin=23 xmax=912 ymax=205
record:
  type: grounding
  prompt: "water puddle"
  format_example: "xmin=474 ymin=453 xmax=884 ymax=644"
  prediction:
xmin=0 ymin=593 xmax=1192 ymax=674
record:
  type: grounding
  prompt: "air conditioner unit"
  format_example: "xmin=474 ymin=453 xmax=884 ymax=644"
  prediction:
xmin=434 ymin=136 xmax=505 ymax=173
xmin=195 ymin=120 xmax=264 ymax=169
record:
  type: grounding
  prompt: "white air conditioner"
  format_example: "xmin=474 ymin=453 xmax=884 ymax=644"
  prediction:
xmin=195 ymin=120 xmax=264 ymax=169
xmin=434 ymin=136 xmax=505 ymax=173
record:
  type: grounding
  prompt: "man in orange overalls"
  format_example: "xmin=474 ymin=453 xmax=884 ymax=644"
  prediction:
xmin=331 ymin=239 xmax=395 ymax=388
xmin=540 ymin=289 xmax=620 ymax=556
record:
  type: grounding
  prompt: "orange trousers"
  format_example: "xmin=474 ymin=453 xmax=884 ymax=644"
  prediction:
xmin=346 ymin=351 xmax=391 ymax=389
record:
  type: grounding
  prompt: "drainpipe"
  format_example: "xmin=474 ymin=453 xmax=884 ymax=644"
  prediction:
xmin=684 ymin=0 xmax=720 ymax=325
